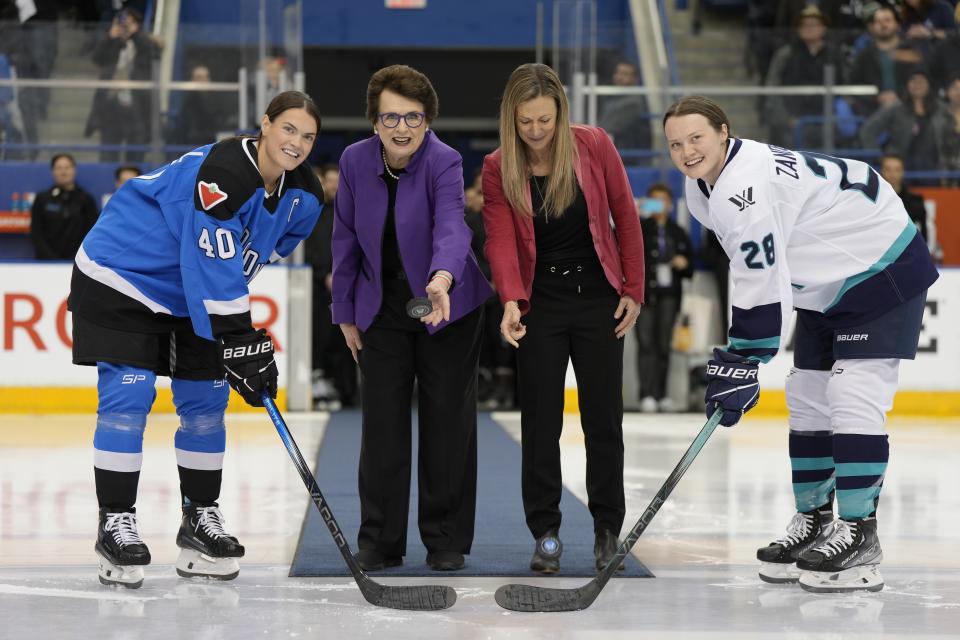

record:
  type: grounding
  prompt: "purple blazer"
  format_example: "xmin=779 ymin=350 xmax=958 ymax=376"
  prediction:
xmin=330 ymin=130 xmax=492 ymax=334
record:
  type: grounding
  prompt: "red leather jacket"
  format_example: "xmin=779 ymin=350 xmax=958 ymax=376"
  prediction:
xmin=481 ymin=125 xmax=645 ymax=313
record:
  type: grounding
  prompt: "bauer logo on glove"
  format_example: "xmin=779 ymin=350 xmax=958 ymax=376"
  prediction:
xmin=222 ymin=338 xmax=273 ymax=360
xmin=220 ymin=328 xmax=278 ymax=407
xmin=705 ymin=362 xmax=759 ymax=381
xmin=704 ymin=347 xmax=760 ymax=427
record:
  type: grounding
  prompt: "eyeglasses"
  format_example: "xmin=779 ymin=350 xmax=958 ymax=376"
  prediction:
xmin=378 ymin=112 xmax=425 ymax=129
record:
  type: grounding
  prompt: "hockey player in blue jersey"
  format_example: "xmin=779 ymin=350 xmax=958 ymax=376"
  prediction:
xmin=663 ymin=96 xmax=938 ymax=593
xmin=68 ymin=91 xmax=325 ymax=588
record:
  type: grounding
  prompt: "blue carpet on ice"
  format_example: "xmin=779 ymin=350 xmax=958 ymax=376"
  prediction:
xmin=289 ymin=410 xmax=653 ymax=577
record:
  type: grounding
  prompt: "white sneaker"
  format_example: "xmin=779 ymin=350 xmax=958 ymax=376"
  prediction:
xmin=658 ymin=397 xmax=675 ymax=413
xmin=312 ymin=377 xmax=336 ymax=400
xmin=639 ymin=397 xmax=657 ymax=413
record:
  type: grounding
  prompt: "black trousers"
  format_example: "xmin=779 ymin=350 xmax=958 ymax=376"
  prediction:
xmin=313 ymin=277 xmax=358 ymax=405
xmin=634 ymin=293 xmax=680 ymax=400
xmin=517 ymin=262 xmax=625 ymax=539
xmin=356 ymin=279 xmax=483 ymax=556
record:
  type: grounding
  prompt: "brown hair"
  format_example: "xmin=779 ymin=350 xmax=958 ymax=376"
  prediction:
xmin=258 ymin=90 xmax=322 ymax=141
xmin=662 ymin=96 xmax=733 ymax=136
xmin=50 ymin=153 xmax=76 ymax=169
xmin=497 ymin=63 xmax=577 ymax=218
xmin=366 ymin=65 xmax=439 ymax=124
xmin=115 ymin=165 xmax=141 ymax=180
xmin=868 ymin=4 xmax=898 ymax=25
xmin=879 ymin=153 xmax=905 ymax=168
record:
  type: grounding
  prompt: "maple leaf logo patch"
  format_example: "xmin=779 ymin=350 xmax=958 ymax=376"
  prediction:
xmin=198 ymin=181 xmax=228 ymax=210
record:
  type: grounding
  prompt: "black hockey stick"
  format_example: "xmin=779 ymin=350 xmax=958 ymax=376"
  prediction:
xmin=263 ymin=395 xmax=457 ymax=611
xmin=494 ymin=408 xmax=724 ymax=612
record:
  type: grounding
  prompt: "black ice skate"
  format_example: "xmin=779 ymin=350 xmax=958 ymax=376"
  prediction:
xmin=757 ymin=505 xmax=834 ymax=584
xmin=175 ymin=502 xmax=245 ymax=580
xmin=796 ymin=517 xmax=884 ymax=593
xmin=95 ymin=508 xmax=151 ymax=589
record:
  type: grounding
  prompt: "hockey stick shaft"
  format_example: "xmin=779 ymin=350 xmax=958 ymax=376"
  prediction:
xmin=599 ymin=407 xmax=723 ymax=581
xmin=262 ymin=396 xmax=364 ymax=574
xmin=262 ymin=396 xmax=457 ymax=611
xmin=494 ymin=408 xmax=723 ymax=612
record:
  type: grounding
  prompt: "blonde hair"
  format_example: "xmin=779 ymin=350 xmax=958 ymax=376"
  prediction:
xmin=498 ymin=63 xmax=577 ymax=218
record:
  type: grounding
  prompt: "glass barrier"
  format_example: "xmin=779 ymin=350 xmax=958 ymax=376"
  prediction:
xmin=0 ymin=0 xmax=303 ymax=164
xmin=1 ymin=8 xmax=958 ymax=185
xmin=546 ymin=3 xmax=960 ymax=184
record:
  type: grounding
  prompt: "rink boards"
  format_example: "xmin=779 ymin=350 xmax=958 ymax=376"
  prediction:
xmin=1 ymin=264 xmax=958 ymax=414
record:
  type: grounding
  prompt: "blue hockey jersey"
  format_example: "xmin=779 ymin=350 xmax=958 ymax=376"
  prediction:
xmin=69 ymin=137 xmax=324 ymax=340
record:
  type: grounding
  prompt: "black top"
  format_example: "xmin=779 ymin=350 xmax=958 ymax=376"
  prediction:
xmin=464 ymin=209 xmax=490 ymax=279
xmin=530 ymin=175 xmax=597 ymax=267
xmin=373 ymin=166 xmax=421 ymax=331
xmin=639 ymin=216 xmax=694 ymax=301
xmin=381 ymin=168 xmax=407 ymax=281
xmin=898 ymin=187 xmax=929 ymax=241
xmin=30 ymin=186 xmax=100 ymax=260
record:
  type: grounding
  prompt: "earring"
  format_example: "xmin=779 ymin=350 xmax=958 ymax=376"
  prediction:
xmin=374 ymin=128 xmax=378 ymax=135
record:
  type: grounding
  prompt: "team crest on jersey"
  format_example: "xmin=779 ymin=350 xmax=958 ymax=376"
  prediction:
xmin=198 ymin=181 xmax=229 ymax=210
xmin=728 ymin=187 xmax=755 ymax=212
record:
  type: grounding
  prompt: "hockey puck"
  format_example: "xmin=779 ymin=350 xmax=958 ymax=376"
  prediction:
xmin=406 ymin=297 xmax=433 ymax=319
xmin=537 ymin=535 xmax=563 ymax=559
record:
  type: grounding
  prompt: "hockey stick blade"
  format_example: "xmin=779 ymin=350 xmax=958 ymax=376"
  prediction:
xmin=495 ymin=581 xmax=602 ymax=612
xmin=263 ymin=396 xmax=457 ymax=611
xmin=358 ymin=575 xmax=457 ymax=610
xmin=494 ymin=409 xmax=723 ymax=612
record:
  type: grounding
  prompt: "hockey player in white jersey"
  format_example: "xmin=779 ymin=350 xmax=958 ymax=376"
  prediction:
xmin=663 ymin=96 xmax=938 ymax=593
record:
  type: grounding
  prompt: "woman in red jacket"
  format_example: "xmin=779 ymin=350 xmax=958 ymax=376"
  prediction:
xmin=482 ymin=63 xmax=645 ymax=574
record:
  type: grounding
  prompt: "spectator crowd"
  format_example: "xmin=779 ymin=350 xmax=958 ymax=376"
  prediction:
xmin=752 ymin=0 xmax=960 ymax=181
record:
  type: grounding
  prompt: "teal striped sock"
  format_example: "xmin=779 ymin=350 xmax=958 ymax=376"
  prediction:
xmin=834 ymin=433 xmax=889 ymax=519
xmin=789 ymin=430 xmax=835 ymax=512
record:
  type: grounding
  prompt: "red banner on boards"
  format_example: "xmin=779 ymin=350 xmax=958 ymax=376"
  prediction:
xmin=915 ymin=187 xmax=960 ymax=266
xmin=0 ymin=211 xmax=30 ymax=233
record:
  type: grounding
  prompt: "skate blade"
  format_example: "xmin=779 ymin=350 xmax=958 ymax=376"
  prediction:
xmin=176 ymin=548 xmax=239 ymax=581
xmin=759 ymin=562 xmax=800 ymax=584
xmin=798 ymin=564 xmax=884 ymax=593
xmin=97 ymin=554 xmax=145 ymax=589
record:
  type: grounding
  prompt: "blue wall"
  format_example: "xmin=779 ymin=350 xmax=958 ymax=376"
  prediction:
xmin=179 ymin=0 xmax=632 ymax=48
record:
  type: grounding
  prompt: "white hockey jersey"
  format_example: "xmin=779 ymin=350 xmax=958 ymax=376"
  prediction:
xmin=685 ymin=138 xmax=937 ymax=363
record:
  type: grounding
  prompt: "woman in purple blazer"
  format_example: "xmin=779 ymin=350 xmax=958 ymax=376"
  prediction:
xmin=331 ymin=65 xmax=492 ymax=572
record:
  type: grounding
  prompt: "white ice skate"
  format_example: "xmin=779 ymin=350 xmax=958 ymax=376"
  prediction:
xmin=95 ymin=508 xmax=151 ymax=589
xmin=175 ymin=502 xmax=245 ymax=581
xmin=798 ymin=563 xmax=884 ymax=593
xmin=757 ymin=506 xmax=834 ymax=584
xmin=797 ymin=517 xmax=884 ymax=593
xmin=97 ymin=552 xmax=146 ymax=589
xmin=175 ymin=548 xmax=240 ymax=581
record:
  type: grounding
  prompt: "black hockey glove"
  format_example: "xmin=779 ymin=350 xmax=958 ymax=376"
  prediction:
xmin=705 ymin=348 xmax=760 ymax=427
xmin=220 ymin=329 xmax=278 ymax=407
